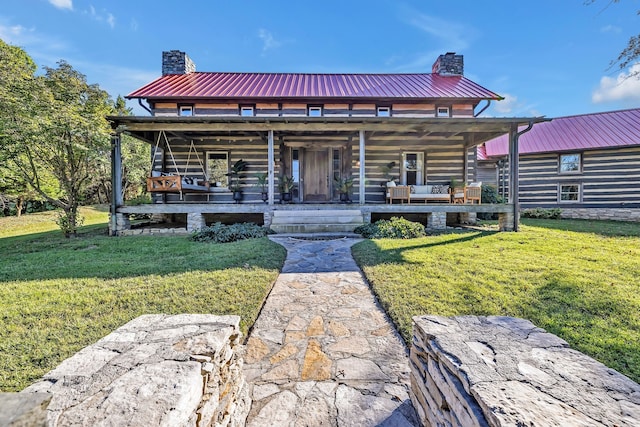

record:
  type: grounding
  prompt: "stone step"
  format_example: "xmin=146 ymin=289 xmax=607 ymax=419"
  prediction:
xmin=270 ymin=209 xmax=365 ymax=233
xmin=270 ymin=223 xmax=363 ymax=233
xmin=272 ymin=209 xmax=361 ymax=217
xmin=271 ymin=215 xmax=364 ymax=225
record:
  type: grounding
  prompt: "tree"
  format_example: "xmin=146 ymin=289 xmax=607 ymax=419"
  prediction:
xmin=587 ymin=0 xmax=640 ymax=77
xmin=0 ymin=39 xmax=49 ymax=216
xmin=1 ymin=39 xmax=115 ymax=236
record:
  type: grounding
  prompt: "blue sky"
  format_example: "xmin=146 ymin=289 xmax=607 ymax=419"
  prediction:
xmin=1 ymin=0 xmax=639 ymax=118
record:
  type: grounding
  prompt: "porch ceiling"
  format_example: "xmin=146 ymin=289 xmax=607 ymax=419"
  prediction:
xmin=108 ymin=115 xmax=546 ymax=146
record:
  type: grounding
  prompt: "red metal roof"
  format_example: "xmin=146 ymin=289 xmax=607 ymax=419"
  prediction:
xmin=127 ymin=72 xmax=502 ymax=100
xmin=482 ymin=109 xmax=640 ymax=158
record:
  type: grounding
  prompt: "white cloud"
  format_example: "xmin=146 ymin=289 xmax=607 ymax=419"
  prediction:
xmin=0 ymin=22 xmax=68 ymax=54
xmin=592 ymin=63 xmax=640 ymax=103
xmin=404 ymin=12 xmax=471 ymax=52
xmin=84 ymin=5 xmax=116 ymax=29
xmin=107 ymin=13 xmax=115 ymax=29
xmin=492 ymin=93 xmax=518 ymax=114
xmin=258 ymin=28 xmax=281 ymax=54
xmin=389 ymin=7 xmax=476 ymax=72
xmin=49 ymin=0 xmax=73 ymax=10
xmin=0 ymin=23 xmax=28 ymax=42
xmin=600 ymin=24 xmax=621 ymax=34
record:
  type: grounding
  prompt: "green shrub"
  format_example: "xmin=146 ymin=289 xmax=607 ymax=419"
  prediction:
xmin=478 ymin=185 xmax=505 ymax=220
xmin=481 ymin=185 xmax=504 ymax=204
xmin=355 ymin=217 xmax=426 ymax=239
xmin=191 ymin=222 xmax=274 ymax=243
xmin=521 ymin=208 xmax=562 ymax=219
xmin=354 ymin=223 xmax=379 ymax=238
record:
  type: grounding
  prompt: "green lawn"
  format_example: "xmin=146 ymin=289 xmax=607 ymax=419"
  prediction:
xmin=0 ymin=207 xmax=286 ymax=391
xmin=352 ymin=218 xmax=640 ymax=384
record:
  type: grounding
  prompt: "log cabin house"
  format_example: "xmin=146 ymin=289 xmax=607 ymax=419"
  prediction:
xmin=478 ymin=109 xmax=640 ymax=222
xmin=108 ymin=51 xmax=544 ymax=235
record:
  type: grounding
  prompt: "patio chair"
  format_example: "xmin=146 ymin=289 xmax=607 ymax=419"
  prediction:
xmin=451 ymin=187 xmax=465 ymax=204
xmin=465 ymin=183 xmax=482 ymax=204
xmin=388 ymin=185 xmax=410 ymax=204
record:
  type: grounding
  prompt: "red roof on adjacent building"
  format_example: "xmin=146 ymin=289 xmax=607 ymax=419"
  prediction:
xmin=482 ymin=109 xmax=640 ymax=158
xmin=127 ymin=72 xmax=502 ymax=101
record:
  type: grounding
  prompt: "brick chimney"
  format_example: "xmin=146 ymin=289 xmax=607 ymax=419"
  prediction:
xmin=162 ymin=50 xmax=196 ymax=75
xmin=432 ymin=52 xmax=463 ymax=76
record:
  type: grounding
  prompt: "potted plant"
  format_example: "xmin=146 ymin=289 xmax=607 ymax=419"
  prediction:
xmin=334 ymin=176 xmax=354 ymax=203
xmin=278 ymin=175 xmax=295 ymax=203
xmin=380 ymin=161 xmax=397 ymax=198
xmin=380 ymin=161 xmax=397 ymax=185
xmin=254 ymin=172 xmax=269 ymax=203
xmin=227 ymin=159 xmax=248 ymax=203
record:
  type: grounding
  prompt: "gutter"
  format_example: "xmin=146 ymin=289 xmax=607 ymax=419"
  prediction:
xmin=474 ymin=100 xmax=491 ymax=117
xmin=138 ymin=99 xmax=153 ymax=115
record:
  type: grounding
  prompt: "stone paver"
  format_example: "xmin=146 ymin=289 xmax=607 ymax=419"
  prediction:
xmin=244 ymin=236 xmax=418 ymax=426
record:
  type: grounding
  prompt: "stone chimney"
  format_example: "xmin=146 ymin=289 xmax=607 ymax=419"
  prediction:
xmin=432 ymin=52 xmax=463 ymax=76
xmin=162 ymin=50 xmax=196 ymax=75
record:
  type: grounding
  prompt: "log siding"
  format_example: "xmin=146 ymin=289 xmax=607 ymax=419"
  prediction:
xmin=149 ymin=101 xmax=476 ymax=118
xmin=489 ymin=146 xmax=640 ymax=208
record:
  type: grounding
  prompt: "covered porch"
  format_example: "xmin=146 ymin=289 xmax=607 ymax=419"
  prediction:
xmin=109 ymin=116 xmax=541 ymax=234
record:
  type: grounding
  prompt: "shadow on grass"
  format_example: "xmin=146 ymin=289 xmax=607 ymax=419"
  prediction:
xmin=0 ymin=224 xmax=285 ymax=282
xmin=354 ymin=230 xmax=497 ymax=266
xmin=522 ymin=218 xmax=640 ymax=237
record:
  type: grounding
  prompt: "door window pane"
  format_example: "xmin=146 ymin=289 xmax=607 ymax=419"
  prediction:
xmin=206 ymin=152 xmax=228 ymax=187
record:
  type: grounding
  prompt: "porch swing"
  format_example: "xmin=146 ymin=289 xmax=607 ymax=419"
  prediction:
xmin=146 ymin=131 xmax=212 ymax=198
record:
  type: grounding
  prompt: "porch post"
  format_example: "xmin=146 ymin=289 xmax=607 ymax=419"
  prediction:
xmin=359 ymin=130 xmax=366 ymax=205
xmin=110 ymin=132 xmax=123 ymax=236
xmin=268 ymin=129 xmax=275 ymax=205
xmin=508 ymin=124 xmax=520 ymax=231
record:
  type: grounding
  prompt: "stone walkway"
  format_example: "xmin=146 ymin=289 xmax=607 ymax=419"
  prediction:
xmin=243 ymin=236 xmax=418 ymax=426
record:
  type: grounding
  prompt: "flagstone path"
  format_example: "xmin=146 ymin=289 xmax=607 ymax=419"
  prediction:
xmin=243 ymin=236 xmax=418 ymax=426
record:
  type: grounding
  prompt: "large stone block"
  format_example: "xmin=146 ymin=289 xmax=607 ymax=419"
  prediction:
xmin=410 ymin=315 xmax=640 ymax=426
xmin=21 ymin=314 xmax=249 ymax=427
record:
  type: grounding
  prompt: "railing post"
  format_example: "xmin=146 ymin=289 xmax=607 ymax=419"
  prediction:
xmin=268 ymin=130 xmax=274 ymax=205
xmin=359 ymin=130 xmax=366 ymax=205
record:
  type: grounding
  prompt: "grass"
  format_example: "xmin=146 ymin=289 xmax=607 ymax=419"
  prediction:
xmin=351 ymin=218 xmax=640 ymax=384
xmin=0 ymin=207 xmax=286 ymax=391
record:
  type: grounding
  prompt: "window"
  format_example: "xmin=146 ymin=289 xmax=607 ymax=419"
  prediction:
xmin=436 ymin=107 xmax=450 ymax=117
xmin=559 ymin=153 xmax=581 ymax=173
xmin=308 ymin=106 xmax=323 ymax=117
xmin=206 ymin=152 xmax=229 ymax=187
xmin=401 ymin=152 xmax=424 ymax=185
xmin=240 ymin=106 xmax=254 ymax=117
xmin=179 ymin=105 xmax=193 ymax=116
xmin=377 ymin=106 xmax=391 ymax=117
xmin=559 ymin=184 xmax=580 ymax=202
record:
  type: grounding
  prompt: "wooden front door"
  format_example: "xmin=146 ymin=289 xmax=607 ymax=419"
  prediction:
xmin=302 ymin=148 xmax=330 ymax=202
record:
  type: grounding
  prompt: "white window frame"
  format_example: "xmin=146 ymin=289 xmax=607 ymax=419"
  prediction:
xmin=558 ymin=183 xmax=581 ymax=202
xmin=401 ymin=152 xmax=424 ymax=185
xmin=179 ymin=105 xmax=194 ymax=116
xmin=377 ymin=106 xmax=391 ymax=117
xmin=206 ymin=151 xmax=229 ymax=187
xmin=240 ymin=106 xmax=255 ymax=117
xmin=308 ymin=106 xmax=323 ymax=117
xmin=436 ymin=106 xmax=450 ymax=117
xmin=559 ymin=153 xmax=581 ymax=174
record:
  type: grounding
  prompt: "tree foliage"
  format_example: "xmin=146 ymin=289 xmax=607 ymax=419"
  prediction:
xmin=0 ymin=39 xmax=148 ymax=235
